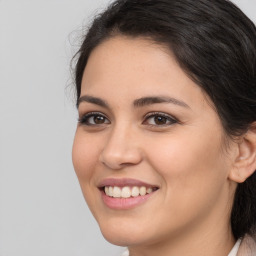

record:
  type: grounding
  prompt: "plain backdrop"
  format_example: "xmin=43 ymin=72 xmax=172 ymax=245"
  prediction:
xmin=0 ymin=1 xmax=255 ymax=256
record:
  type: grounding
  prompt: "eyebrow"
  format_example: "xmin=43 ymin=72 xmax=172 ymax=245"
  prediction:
xmin=77 ymin=95 xmax=109 ymax=109
xmin=133 ymin=96 xmax=190 ymax=108
xmin=77 ymin=95 xmax=190 ymax=109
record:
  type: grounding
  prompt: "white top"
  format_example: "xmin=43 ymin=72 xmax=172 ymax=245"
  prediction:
xmin=120 ymin=249 xmax=129 ymax=256
xmin=121 ymin=239 xmax=242 ymax=256
xmin=228 ymin=239 xmax=242 ymax=256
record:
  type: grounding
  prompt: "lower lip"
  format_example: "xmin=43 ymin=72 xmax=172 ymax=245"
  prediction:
xmin=101 ymin=190 xmax=157 ymax=210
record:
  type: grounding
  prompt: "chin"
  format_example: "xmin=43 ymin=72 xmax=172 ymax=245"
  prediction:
xmin=98 ymin=218 xmax=150 ymax=246
xmin=101 ymin=231 xmax=133 ymax=246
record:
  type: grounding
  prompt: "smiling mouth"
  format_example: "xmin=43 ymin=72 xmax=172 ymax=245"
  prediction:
xmin=100 ymin=186 xmax=159 ymax=198
xmin=98 ymin=178 xmax=159 ymax=209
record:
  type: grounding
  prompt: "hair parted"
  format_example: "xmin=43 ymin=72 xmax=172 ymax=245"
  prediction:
xmin=74 ymin=0 xmax=256 ymax=239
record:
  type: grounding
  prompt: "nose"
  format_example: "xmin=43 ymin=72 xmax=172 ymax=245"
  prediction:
xmin=99 ymin=126 xmax=143 ymax=170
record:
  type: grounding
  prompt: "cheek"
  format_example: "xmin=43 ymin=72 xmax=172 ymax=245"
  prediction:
xmin=145 ymin=129 xmax=228 ymax=210
xmin=72 ymin=130 xmax=100 ymax=181
xmin=147 ymin=128 xmax=223 ymax=173
xmin=72 ymin=130 xmax=104 ymax=217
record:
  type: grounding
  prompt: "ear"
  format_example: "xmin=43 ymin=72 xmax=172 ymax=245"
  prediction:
xmin=229 ymin=123 xmax=256 ymax=183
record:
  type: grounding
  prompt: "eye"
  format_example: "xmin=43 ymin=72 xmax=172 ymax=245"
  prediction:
xmin=143 ymin=112 xmax=178 ymax=126
xmin=78 ymin=112 xmax=110 ymax=126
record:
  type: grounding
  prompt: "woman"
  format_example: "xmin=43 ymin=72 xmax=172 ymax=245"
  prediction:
xmin=72 ymin=0 xmax=256 ymax=255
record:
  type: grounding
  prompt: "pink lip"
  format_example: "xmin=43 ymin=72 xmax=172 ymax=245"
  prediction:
xmin=101 ymin=190 xmax=157 ymax=210
xmin=98 ymin=178 xmax=159 ymax=210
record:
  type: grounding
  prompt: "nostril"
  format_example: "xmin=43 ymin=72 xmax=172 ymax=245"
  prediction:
xmin=99 ymin=141 xmax=143 ymax=170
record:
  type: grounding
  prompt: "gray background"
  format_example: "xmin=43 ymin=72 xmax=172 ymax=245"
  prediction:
xmin=0 ymin=0 xmax=255 ymax=255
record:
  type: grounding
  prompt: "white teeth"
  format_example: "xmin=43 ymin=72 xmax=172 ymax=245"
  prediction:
xmin=113 ymin=186 xmax=121 ymax=198
xmin=131 ymin=186 xmax=140 ymax=197
xmin=121 ymin=186 xmax=131 ymax=198
xmin=104 ymin=185 xmax=156 ymax=198
xmin=108 ymin=186 xmax=113 ymax=197
xmin=147 ymin=188 xmax=153 ymax=194
xmin=139 ymin=186 xmax=146 ymax=196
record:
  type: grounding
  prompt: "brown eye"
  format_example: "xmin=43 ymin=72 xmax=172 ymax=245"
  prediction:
xmin=154 ymin=116 xmax=168 ymax=125
xmin=144 ymin=113 xmax=177 ymax=126
xmin=79 ymin=112 xmax=110 ymax=126
xmin=94 ymin=115 xmax=105 ymax=124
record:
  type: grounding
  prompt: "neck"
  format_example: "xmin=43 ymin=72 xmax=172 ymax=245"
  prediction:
xmin=128 ymin=214 xmax=235 ymax=256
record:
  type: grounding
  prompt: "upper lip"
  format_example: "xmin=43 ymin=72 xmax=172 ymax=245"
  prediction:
xmin=98 ymin=178 xmax=159 ymax=188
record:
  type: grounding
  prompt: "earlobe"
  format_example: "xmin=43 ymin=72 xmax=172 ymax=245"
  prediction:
xmin=229 ymin=123 xmax=256 ymax=183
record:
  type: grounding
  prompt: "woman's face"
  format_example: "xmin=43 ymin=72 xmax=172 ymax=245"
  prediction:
xmin=72 ymin=36 xmax=236 ymax=247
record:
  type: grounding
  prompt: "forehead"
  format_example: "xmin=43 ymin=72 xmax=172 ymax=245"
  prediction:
xmin=81 ymin=36 xmax=209 ymax=110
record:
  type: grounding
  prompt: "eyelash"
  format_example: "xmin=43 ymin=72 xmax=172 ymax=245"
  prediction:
xmin=78 ymin=112 xmax=178 ymax=127
xmin=78 ymin=112 xmax=110 ymax=126
xmin=143 ymin=112 xmax=178 ymax=127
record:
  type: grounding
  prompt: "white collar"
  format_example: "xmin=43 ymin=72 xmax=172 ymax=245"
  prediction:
xmin=228 ymin=239 xmax=242 ymax=256
xmin=120 ymin=249 xmax=129 ymax=256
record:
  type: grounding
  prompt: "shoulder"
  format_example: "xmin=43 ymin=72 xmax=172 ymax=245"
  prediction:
xmin=237 ymin=234 xmax=256 ymax=256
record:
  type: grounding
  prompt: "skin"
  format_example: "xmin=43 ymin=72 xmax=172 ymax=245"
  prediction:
xmin=72 ymin=36 xmax=240 ymax=256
